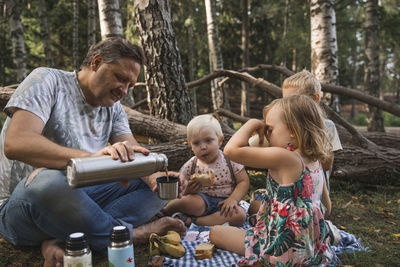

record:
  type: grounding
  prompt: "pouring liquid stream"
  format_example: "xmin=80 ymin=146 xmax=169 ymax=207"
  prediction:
xmin=165 ymin=167 xmax=169 ymax=182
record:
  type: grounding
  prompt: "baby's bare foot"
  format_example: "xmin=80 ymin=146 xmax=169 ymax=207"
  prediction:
xmin=41 ymin=239 xmax=64 ymax=267
xmin=133 ymin=217 xmax=186 ymax=245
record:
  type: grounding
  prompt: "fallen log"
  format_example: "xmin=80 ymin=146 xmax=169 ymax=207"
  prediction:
xmin=1 ymin=86 xmax=400 ymax=185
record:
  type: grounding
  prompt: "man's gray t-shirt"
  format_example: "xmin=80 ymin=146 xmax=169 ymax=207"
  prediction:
xmin=0 ymin=67 xmax=132 ymax=206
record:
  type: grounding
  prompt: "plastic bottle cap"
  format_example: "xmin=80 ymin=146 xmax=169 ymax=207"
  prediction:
xmin=110 ymin=225 xmax=130 ymax=243
xmin=66 ymin=232 xmax=88 ymax=251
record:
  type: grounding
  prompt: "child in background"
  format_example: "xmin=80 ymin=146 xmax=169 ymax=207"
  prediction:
xmin=161 ymin=114 xmax=250 ymax=227
xmin=282 ymin=70 xmax=342 ymax=191
xmin=247 ymin=70 xmax=341 ymax=225
xmin=210 ymin=95 xmax=333 ymax=266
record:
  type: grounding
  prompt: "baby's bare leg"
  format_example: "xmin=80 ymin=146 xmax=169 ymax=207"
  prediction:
xmin=196 ymin=207 xmax=246 ymax=226
xmin=162 ymin=194 xmax=206 ymax=216
xmin=210 ymin=225 xmax=246 ymax=256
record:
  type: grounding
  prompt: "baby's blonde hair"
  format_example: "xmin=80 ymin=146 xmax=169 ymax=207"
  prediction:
xmin=186 ymin=114 xmax=223 ymax=143
xmin=263 ymin=95 xmax=331 ymax=162
xmin=282 ymin=70 xmax=322 ymax=98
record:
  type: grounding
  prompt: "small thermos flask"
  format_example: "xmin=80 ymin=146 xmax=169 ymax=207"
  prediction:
xmin=67 ymin=153 xmax=168 ymax=188
xmin=108 ymin=225 xmax=135 ymax=267
xmin=63 ymin=232 xmax=92 ymax=267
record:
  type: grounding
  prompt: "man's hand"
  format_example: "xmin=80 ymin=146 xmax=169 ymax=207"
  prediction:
xmin=94 ymin=142 xmax=150 ymax=161
xmin=94 ymin=142 xmax=150 ymax=187
xmin=147 ymin=171 xmax=187 ymax=198
xmin=218 ymin=197 xmax=239 ymax=217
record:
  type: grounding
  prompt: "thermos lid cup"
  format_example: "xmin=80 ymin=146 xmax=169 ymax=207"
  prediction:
xmin=156 ymin=176 xmax=179 ymax=200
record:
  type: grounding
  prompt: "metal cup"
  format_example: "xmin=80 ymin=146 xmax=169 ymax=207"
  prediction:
xmin=156 ymin=176 xmax=179 ymax=200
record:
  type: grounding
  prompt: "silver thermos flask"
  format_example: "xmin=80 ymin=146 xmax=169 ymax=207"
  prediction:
xmin=67 ymin=153 xmax=168 ymax=188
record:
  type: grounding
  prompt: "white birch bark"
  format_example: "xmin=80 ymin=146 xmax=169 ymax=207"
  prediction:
xmin=310 ymin=0 xmax=339 ymax=111
xmin=6 ymin=0 xmax=26 ymax=82
xmin=98 ymin=0 xmax=124 ymax=39
xmin=205 ymin=0 xmax=228 ymax=111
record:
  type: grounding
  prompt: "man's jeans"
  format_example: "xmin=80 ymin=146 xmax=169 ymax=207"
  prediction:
xmin=0 ymin=169 xmax=167 ymax=251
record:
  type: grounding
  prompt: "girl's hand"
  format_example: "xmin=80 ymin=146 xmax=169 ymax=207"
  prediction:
xmin=184 ymin=179 xmax=202 ymax=195
xmin=218 ymin=197 xmax=239 ymax=217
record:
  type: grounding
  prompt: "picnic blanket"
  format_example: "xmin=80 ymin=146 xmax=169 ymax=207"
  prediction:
xmin=151 ymin=201 xmax=368 ymax=266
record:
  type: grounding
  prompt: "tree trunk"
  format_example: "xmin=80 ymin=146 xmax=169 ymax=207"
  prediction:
xmin=97 ymin=0 xmax=124 ymax=39
xmin=364 ymin=0 xmax=384 ymax=132
xmin=134 ymin=0 xmax=193 ymax=125
xmin=240 ymin=0 xmax=249 ymax=117
xmin=38 ymin=0 xmax=54 ymax=67
xmin=6 ymin=0 xmax=26 ymax=82
xmin=310 ymin=0 xmax=340 ymax=112
xmin=88 ymin=0 xmax=97 ymax=47
xmin=73 ymin=0 xmax=79 ymax=71
xmin=282 ymin=0 xmax=290 ymax=68
xmin=0 ymin=0 xmax=6 ymax=85
xmin=187 ymin=1 xmax=197 ymax=115
xmin=205 ymin=0 xmax=229 ymax=112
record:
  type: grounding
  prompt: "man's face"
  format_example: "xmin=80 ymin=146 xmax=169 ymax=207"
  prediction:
xmin=87 ymin=56 xmax=141 ymax=107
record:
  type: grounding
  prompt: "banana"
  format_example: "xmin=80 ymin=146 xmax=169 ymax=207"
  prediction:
xmin=160 ymin=242 xmax=186 ymax=258
xmin=149 ymin=231 xmax=186 ymax=258
xmin=149 ymin=233 xmax=161 ymax=257
xmin=160 ymin=231 xmax=181 ymax=245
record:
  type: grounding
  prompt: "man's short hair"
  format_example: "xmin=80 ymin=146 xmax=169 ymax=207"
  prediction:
xmin=81 ymin=37 xmax=145 ymax=68
xmin=282 ymin=70 xmax=322 ymax=97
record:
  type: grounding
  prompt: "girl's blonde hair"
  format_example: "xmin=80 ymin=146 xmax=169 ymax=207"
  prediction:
xmin=263 ymin=95 xmax=332 ymax=162
xmin=186 ymin=114 xmax=223 ymax=143
xmin=282 ymin=70 xmax=322 ymax=98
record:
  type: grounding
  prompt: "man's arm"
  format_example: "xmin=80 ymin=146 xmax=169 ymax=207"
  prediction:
xmin=4 ymin=109 xmax=92 ymax=169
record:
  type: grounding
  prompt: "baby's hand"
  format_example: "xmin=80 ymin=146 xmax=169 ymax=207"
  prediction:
xmin=218 ymin=198 xmax=239 ymax=217
xmin=184 ymin=179 xmax=202 ymax=195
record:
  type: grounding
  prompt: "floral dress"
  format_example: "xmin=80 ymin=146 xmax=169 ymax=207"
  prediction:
xmin=239 ymin=155 xmax=333 ymax=266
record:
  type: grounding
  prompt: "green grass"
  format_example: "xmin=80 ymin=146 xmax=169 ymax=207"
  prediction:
xmin=1 ymin=172 xmax=399 ymax=266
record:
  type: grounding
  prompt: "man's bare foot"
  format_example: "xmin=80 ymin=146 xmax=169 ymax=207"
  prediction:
xmin=133 ymin=217 xmax=186 ymax=245
xmin=41 ymin=239 xmax=64 ymax=267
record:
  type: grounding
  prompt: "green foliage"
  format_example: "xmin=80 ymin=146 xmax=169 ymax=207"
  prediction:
xmin=0 ymin=112 xmax=6 ymax=131
xmin=383 ymin=111 xmax=400 ymax=127
xmin=352 ymin=113 xmax=367 ymax=126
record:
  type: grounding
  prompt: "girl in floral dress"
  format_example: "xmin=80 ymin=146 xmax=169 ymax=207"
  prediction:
xmin=210 ymin=95 xmax=333 ymax=266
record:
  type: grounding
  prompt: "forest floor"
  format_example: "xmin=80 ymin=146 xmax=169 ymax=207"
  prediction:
xmin=0 ymin=172 xmax=399 ymax=267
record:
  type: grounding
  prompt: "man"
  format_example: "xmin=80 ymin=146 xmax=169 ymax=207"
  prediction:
xmin=0 ymin=38 xmax=186 ymax=266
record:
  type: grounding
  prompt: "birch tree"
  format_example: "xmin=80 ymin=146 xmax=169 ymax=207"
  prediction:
xmin=134 ymin=0 xmax=193 ymax=124
xmin=38 ymin=0 xmax=54 ymax=67
xmin=88 ymin=0 xmax=97 ymax=47
xmin=205 ymin=0 xmax=230 ymax=112
xmin=240 ymin=0 xmax=249 ymax=116
xmin=364 ymin=0 xmax=384 ymax=132
xmin=98 ymin=0 xmax=124 ymax=39
xmin=6 ymin=0 xmax=26 ymax=82
xmin=0 ymin=0 xmax=6 ymax=85
xmin=310 ymin=0 xmax=340 ymax=112
xmin=73 ymin=0 xmax=79 ymax=70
